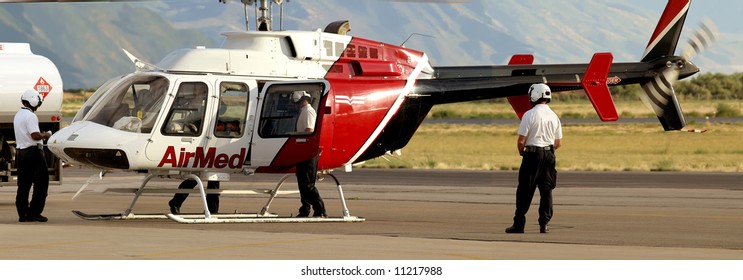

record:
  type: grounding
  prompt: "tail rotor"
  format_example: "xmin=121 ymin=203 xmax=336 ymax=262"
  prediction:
xmin=680 ymin=18 xmax=719 ymax=61
xmin=639 ymin=14 xmax=718 ymax=131
xmin=640 ymin=66 xmax=685 ymax=130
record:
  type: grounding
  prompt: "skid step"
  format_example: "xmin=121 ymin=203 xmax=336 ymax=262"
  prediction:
xmin=167 ymin=214 xmax=365 ymax=224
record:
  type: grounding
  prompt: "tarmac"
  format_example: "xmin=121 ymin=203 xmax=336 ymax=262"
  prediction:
xmin=1 ymin=168 xmax=741 ymax=261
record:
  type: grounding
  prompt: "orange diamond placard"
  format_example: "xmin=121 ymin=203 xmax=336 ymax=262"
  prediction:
xmin=34 ymin=77 xmax=52 ymax=98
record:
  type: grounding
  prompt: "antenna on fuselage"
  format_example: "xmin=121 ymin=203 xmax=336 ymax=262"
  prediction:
xmin=401 ymin=33 xmax=435 ymax=47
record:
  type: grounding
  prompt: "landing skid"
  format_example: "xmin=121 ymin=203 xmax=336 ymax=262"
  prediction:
xmin=71 ymin=210 xmax=280 ymax=220
xmin=72 ymin=172 xmax=364 ymax=223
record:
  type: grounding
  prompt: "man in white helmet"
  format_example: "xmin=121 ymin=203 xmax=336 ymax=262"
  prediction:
xmin=293 ymin=90 xmax=316 ymax=134
xmin=506 ymin=83 xmax=562 ymax=234
xmin=14 ymin=89 xmax=52 ymax=222
xmin=291 ymin=90 xmax=326 ymax=218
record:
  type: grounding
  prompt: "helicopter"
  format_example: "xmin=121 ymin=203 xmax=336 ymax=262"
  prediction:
xmin=1 ymin=0 xmax=715 ymax=223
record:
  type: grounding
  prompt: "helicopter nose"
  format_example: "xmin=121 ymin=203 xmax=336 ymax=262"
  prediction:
xmin=47 ymin=129 xmax=68 ymax=162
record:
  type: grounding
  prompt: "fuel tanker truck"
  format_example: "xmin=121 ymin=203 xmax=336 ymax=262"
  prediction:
xmin=0 ymin=42 xmax=63 ymax=184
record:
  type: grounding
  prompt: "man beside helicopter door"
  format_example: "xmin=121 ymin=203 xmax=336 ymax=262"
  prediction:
xmin=166 ymin=83 xmax=220 ymax=214
xmin=292 ymin=90 xmax=326 ymax=218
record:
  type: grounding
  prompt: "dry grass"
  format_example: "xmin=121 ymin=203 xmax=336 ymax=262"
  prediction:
xmin=61 ymin=91 xmax=741 ymax=172
xmin=363 ymin=122 xmax=743 ymax=172
xmin=62 ymin=91 xmax=94 ymax=117
xmin=430 ymin=99 xmax=742 ymax=119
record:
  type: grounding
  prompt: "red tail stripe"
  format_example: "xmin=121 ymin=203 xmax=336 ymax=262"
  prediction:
xmin=646 ymin=0 xmax=690 ymax=49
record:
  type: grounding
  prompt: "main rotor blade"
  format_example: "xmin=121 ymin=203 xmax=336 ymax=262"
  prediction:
xmin=387 ymin=0 xmax=470 ymax=3
xmin=0 ymin=0 xmax=150 ymax=3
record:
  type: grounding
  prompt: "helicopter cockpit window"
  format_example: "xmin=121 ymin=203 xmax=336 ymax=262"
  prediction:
xmin=83 ymin=74 xmax=168 ymax=134
xmin=258 ymin=83 xmax=324 ymax=138
xmin=214 ymin=82 xmax=249 ymax=138
xmin=162 ymin=82 xmax=209 ymax=137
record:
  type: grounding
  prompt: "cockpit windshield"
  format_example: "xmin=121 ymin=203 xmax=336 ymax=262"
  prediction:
xmin=80 ymin=73 xmax=169 ymax=134
xmin=72 ymin=75 xmax=121 ymax=123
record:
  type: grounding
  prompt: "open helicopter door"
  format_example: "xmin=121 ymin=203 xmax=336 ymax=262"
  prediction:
xmin=251 ymin=80 xmax=329 ymax=171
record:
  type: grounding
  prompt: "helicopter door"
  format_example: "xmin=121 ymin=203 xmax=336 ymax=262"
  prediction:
xmin=251 ymin=81 xmax=329 ymax=168
xmin=145 ymin=80 xmax=214 ymax=169
xmin=200 ymin=80 xmax=256 ymax=170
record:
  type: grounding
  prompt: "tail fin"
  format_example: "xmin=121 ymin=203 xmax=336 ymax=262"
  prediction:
xmin=506 ymin=54 xmax=534 ymax=119
xmin=639 ymin=0 xmax=690 ymax=130
xmin=642 ymin=0 xmax=690 ymax=62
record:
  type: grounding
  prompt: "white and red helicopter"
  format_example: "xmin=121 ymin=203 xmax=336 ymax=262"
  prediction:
xmin=2 ymin=0 xmax=715 ymax=223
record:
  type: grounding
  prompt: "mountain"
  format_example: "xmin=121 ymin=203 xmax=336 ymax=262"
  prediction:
xmin=0 ymin=2 xmax=213 ymax=89
xmin=1 ymin=0 xmax=740 ymax=89
xmin=127 ymin=0 xmax=743 ymax=74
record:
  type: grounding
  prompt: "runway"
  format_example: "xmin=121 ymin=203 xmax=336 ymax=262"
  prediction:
xmin=1 ymin=167 xmax=742 ymax=260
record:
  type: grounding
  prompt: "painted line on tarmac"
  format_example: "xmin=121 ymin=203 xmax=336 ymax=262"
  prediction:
xmin=444 ymin=253 xmax=491 ymax=260
xmin=561 ymin=211 xmax=743 ymax=220
xmin=626 ymin=213 xmax=743 ymax=220
xmin=137 ymin=237 xmax=333 ymax=258
xmin=0 ymin=240 xmax=96 ymax=251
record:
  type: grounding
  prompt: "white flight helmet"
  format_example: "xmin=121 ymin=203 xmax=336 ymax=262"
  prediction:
xmin=21 ymin=89 xmax=44 ymax=109
xmin=291 ymin=90 xmax=311 ymax=103
xmin=528 ymin=83 xmax=552 ymax=103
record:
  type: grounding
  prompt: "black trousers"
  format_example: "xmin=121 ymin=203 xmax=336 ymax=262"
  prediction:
xmin=169 ymin=180 xmax=220 ymax=213
xmin=15 ymin=148 xmax=49 ymax=219
xmin=295 ymin=155 xmax=325 ymax=216
xmin=512 ymin=148 xmax=556 ymax=228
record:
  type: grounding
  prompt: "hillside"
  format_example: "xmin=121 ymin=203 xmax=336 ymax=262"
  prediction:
xmin=1 ymin=0 xmax=741 ymax=89
xmin=0 ymin=3 xmax=214 ymax=89
xmin=148 ymin=0 xmax=742 ymax=69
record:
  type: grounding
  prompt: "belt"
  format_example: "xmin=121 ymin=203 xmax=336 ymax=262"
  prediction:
xmin=524 ymin=145 xmax=552 ymax=153
xmin=17 ymin=144 xmax=43 ymax=150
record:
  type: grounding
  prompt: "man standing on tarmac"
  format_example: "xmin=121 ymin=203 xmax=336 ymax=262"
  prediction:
xmin=506 ymin=83 xmax=562 ymax=234
xmin=14 ymin=89 xmax=52 ymax=223
xmin=292 ymin=90 xmax=326 ymax=218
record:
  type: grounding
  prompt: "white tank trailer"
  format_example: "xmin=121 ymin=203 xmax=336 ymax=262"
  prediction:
xmin=0 ymin=43 xmax=63 ymax=184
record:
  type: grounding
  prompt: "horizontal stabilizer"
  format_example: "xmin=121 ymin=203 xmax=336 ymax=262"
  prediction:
xmin=582 ymin=52 xmax=618 ymax=121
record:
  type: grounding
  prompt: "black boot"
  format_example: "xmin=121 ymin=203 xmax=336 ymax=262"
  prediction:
xmin=505 ymin=226 xmax=524 ymax=234
xmin=539 ymin=223 xmax=548 ymax=234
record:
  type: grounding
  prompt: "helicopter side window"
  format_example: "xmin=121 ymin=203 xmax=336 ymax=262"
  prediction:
xmin=345 ymin=44 xmax=356 ymax=58
xmin=162 ymin=82 xmax=209 ymax=137
xmin=334 ymin=42 xmax=345 ymax=57
xmin=258 ymin=83 xmax=324 ymax=138
xmin=214 ymin=82 xmax=249 ymax=138
xmin=358 ymin=46 xmax=368 ymax=59
xmin=324 ymin=40 xmax=333 ymax=57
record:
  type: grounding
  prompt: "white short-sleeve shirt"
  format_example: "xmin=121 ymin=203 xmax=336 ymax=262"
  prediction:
xmin=518 ymin=104 xmax=562 ymax=147
xmin=297 ymin=104 xmax=317 ymax=133
xmin=14 ymin=108 xmax=42 ymax=149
